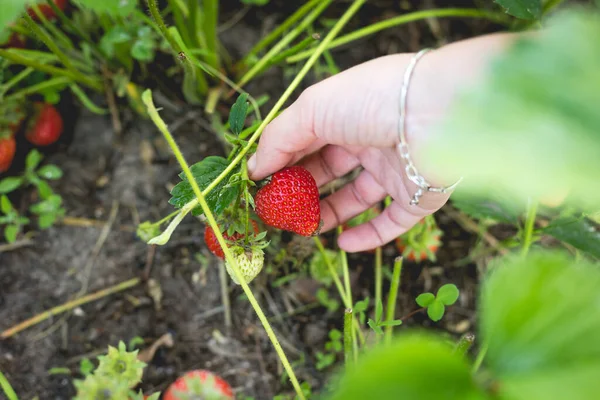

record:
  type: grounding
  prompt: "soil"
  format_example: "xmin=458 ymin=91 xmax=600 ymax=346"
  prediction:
xmin=0 ymin=1 xmax=505 ymax=399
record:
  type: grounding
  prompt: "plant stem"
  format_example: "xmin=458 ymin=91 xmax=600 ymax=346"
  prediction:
xmin=521 ymin=199 xmax=538 ymax=257
xmin=0 ymin=371 xmax=18 ymax=400
xmin=202 ymin=0 xmax=220 ymax=69
xmin=236 ymin=0 xmax=333 ymax=89
xmin=199 ymin=0 xmax=367 ymax=201
xmin=344 ymin=308 xmax=354 ymax=366
xmin=313 ymin=237 xmax=350 ymax=306
xmin=472 ymin=342 xmax=488 ymax=373
xmin=0 ymin=49 xmax=102 ymax=90
xmin=4 ymin=77 xmax=71 ymax=102
xmin=375 ymin=247 xmax=382 ymax=315
xmin=240 ymin=0 xmax=323 ymax=67
xmin=454 ymin=333 xmax=475 ymax=357
xmin=1 ymin=278 xmax=140 ymax=339
xmin=287 ymin=8 xmax=510 ymax=63
xmin=0 ymin=67 xmax=34 ymax=96
xmin=219 ymin=261 xmax=232 ymax=329
xmin=143 ymin=90 xmax=306 ymax=400
xmin=384 ymin=257 xmax=403 ymax=345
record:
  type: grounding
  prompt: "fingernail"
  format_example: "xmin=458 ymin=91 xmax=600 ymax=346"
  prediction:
xmin=247 ymin=156 xmax=257 ymax=174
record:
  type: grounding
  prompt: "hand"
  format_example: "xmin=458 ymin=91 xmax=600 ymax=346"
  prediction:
xmin=248 ymin=33 xmax=515 ymax=252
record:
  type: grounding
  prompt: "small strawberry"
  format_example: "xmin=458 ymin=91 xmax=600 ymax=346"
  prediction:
xmin=25 ymin=102 xmax=63 ymax=146
xmin=0 ymin=136 xmax=16 ymax=173
xmin=204 ymin=220 xmax=259 ymax=259
xmin=163 ymin=370 xmax=234 ymax=400
xmin=395 ymin=217 xmax=442 ymax=262
xmin=225 ymin=246 xmax=265 ymax=285
xmin=255 ymin=166 xmax=321 ymax=236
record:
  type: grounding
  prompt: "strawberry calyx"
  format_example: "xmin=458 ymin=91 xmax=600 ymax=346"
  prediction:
xmin=395 ymin=216 xmax=442 ymax=262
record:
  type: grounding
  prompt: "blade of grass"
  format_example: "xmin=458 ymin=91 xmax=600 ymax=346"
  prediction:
xmin=0 ymin=371 xmax=18 ymax=400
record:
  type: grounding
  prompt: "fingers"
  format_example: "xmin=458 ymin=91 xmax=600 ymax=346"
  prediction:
xmin=299 ymin=145 xmax=360 ymax=187
xmin=319 ymin=170 xmax=388 ymax=232
xmin=337 ymin=200 xmax=428 ymax=252
xmin=248 ymin=90 xmax=320 ymax=180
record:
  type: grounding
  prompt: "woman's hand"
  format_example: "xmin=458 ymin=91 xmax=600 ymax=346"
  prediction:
xmin=248 ymin=33 xmax=515 ymax=252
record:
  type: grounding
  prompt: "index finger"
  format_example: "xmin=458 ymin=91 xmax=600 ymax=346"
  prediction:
xmin=248 ymin=92 xmax=321 ymax=180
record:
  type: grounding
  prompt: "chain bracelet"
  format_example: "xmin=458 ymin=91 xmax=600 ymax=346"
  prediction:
xmin=398 ymin=48 xmax=462 ymax=206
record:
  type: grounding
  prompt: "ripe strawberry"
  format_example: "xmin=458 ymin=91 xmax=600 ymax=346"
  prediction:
xmin=225 ymin=246 xmax=265 ymax=285
xmin=163 ymin=370 xmax=234 ymax=400
xmin=0 ymin=136 xmax=16 ymax=173
xmin=255 ymin=166 xmax=321 ymax=236
xmin=395 ymin=218 xmax=442 ymax=262
xmin=25 ymin=102 xmax=63 ymax=146
xmin=204 ymin=220 xmax=259 ymax=259
xmin=27 ymin=0 xmax=68 ymax=22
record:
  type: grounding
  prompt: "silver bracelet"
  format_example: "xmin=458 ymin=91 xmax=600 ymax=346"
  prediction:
xmin=397 ymin=48 xmax=462 ymax=206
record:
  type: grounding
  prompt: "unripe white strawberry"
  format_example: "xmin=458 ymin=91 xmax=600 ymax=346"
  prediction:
xmin=225 ymin=246 xmax=264 ymax=284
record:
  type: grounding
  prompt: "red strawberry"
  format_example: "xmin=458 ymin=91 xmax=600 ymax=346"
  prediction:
xmin=255 ymin=166 xmax=321 ymax=236
xmin=27 ymin=0 xmax=68 ymax=22
xmin=204 ymin=220 xmax=259 ymax=259
xmin=163 ymin=370 xmax=234 ymax=400
xmin=0 ymin=136 xmax=16 ymax=173
xmin=25 ymin=102 xmax=63 ymax=146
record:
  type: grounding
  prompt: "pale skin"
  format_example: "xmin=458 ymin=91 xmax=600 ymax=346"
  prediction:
xmin=248 ymin=32 xmax=518 ymax=253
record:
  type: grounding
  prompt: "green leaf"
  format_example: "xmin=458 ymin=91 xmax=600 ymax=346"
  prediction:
xmin=436 ymin=284 xmax=459 ymax=306
xmin=4 ymin=224 xmax=18 ymax=243
xmin=0 ymin=177 xmax=22 ymax=194
xmin=367 ymin=319 xmax=384 ymax=335
xmin=0 ymin=195 xmax=13 ymax=214
xmin=241 ymin=0 xmax=269 ymax=5
xmin=451 ymin=189 xmax=522 ymax=224
xmin=0 ymin=0 xmax=28 ymax=37
xmin=378 ymin=320 xmax=403 ymax=328
xmin=354 ymin=297 xmax=369 ymax=313
xmin=36 ymin=180 xmax=54 ymax=199
xmin=228 ymin=93 xmax=249 ymax=135
xmin=494 ymin=0 xmax=541 ymax=19
xmin=427 ymin=300 xmax=445 ymax=322
xmin=328 ymin=334 xmax=488 ymax=400
xmin=426 ymin=10 xmax=600 ymax=212
xmin=416 ymin=292 xmax=435 ymax=307
xmin=79 ymin=358 xmax=95 ymax=376
xmin=131 ymin=38 xmax=155 ymax=62
xmin=309 ymin=248 xmax=340 ymax=286
xmin=38 ymin=213 xmax=57 ymax=229
xmin=481 ymin=250 xmax=600 ymax=400
xmin=73 ymin=0 xmax=137 ymax=16
xmin=26 ymin=149 xmax=43 ymax=171
xmin=168 ymin=156 xmax=239 ymax=217
xmin=37 ymin=165 xmax=63 ymax=180
xmin=542 ymin=216 xmax=600 ymax=259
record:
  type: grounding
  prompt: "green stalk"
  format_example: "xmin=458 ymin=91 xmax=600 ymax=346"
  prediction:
xmin=164 ymin=0 xmax=193 ymax=46
xmin=4 ymin=76 xmax=71 ymax=102
xmin=143 ymin=90 xmax=306 ymax=400
xmin=188 ymin=0 xmax=200 ymax=48
xmin=0 ymin=50 xmax=102 ymax=90
xmin=0 ymin=371 xmax=18 ymax=400
xmin=454 ymin=333 xmax=475 ymax=357
xmin=521 ymin=199 xmax=538 ymax=257
xmin=338 ymin=226 xmax=352 ymax=304
xmin=287 ymin=8 xmax=510 ymax=63
xmin=384 ymin=257 xmax=403 ymax=345
xmin=0 ymin=67 xmax=34 ymax=96
xmin=374 ymin=247 xmax=382 ymax=316
xmin=30 ymin=4 xmax=72 ymax=49
xmin=22 ymin=13 xmax=77 ymax=74
xmin=472 ymin=342 xmax=488 ymax=373
xmin=236 ymin=0 xmax=333 ymax=89
xmin=202 ymin=0 xmax=220 ymax=69
xmin=344 ymin=308 xmax=354 ymax=366
xmin=240 ymin=0 xmax=323 ymax=67
xmin=258 ymin=34 xmax=319 ymax=75
xmin=46 ymin=0 xmax=103 ymax=57
xmin=314 ymin=237 xmax=350 ymax=307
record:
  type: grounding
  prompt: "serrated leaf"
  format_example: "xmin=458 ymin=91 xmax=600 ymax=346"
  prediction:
xmin=0 ymin=195 xmax=13 ymax=214
xmin=4 ymin=224 xmax=18 ymax=243
xmin=26 ymin=149 xmax=43 ymax=171
xmin=436 ymin=284 xmax=459 ymax=306
xmin=0 ymin=177 xmax=23 ymax=194
xmin=168 ymin=156 xmax=239 ymax=217
xmin=494 ymin=0 xmax=541 ymax=19
xmin=228 ymin=93 xmax=249 ymax=135
xmin=427 ymin=300 xmax=445 ymax=322
xmin=416 ymin=292 xmax=435 ymax=307
xmin=328 ymin=334 xmax=488 ymax=400
xmin=426 ymin=11 xmax=600 ymax=212
xmin=481 ymin=251 xmax=600 ymax=400
xmin=37 ymin=165 xmax=63 ymax=180
xmin=543 ymin=216 xmax=600 ymax=259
